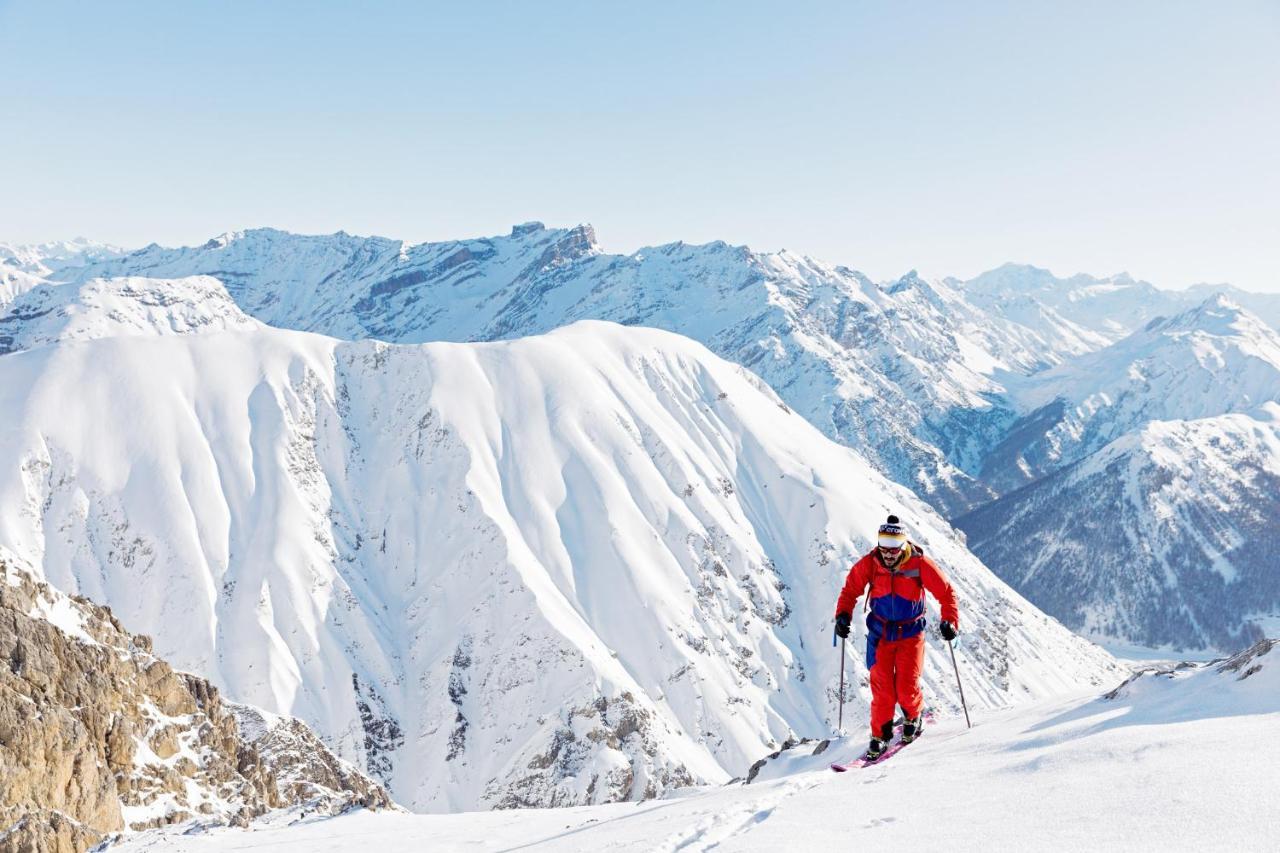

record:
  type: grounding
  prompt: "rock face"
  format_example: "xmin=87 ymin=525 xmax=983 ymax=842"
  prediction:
xmin=0 ymin=558 xmax=391 ymax=853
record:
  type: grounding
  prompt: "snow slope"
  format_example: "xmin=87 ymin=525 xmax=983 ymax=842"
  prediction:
xmin=113 ymin=639 xmax=1280 ymax=852
xmin=958 ymin=404 xmax=1280 ymax=651
xmin=20 ymin=224 xmax=1280 ymax=655
xmin=0 ymin=275 xmax=1120 ymax=813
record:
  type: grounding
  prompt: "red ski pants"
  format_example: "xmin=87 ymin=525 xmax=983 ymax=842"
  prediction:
xmin=869 ymin=633 xmax=925 ymax=737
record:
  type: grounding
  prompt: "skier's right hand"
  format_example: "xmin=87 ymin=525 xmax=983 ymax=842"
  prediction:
xmin=834 ymin=612 xmax=852 ymax=639
xmin=939 ymin=620 xmax=957 ymax=642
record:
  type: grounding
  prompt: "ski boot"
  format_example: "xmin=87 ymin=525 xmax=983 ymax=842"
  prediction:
xmin=863 ymin=722 xmax=895 ymax=761
xmin=901 ymin=714 xmax=925 ymax=744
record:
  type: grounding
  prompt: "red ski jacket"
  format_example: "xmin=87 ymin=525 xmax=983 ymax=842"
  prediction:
xmin=835 ymin=543 xmax=960 ymax=667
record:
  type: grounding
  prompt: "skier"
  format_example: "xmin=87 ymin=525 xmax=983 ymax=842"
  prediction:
xmin=833 ymin=514 xmax=959 ymax=760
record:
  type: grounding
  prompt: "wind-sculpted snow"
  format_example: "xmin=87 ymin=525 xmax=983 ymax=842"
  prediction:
xmin=0 ymin=313 xmax=1120 ymax=812
xmin=959 ymin=405 xmax=1280 ymax=650
xmin=72 ymin=229 xmax=1279 ymax=520
xmin=71 ymin=225 xmax=1062 ymax=516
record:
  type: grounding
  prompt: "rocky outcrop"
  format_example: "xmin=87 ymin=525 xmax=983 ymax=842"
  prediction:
xmin=484 ymin=692 xmax=697 ymax=810
xmin=229 ymin=704 xmax=389 ymax=812
xmin=0 ymin=559 xmax=391 ymax=853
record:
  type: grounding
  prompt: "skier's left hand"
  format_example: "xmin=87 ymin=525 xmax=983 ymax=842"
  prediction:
xmin=939 ymin=620 xmax=957 ymax=642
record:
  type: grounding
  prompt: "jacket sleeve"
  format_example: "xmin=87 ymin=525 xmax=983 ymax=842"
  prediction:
xmin=920 ymin=555 xmax=959 ymax=626
xmin=834 ymin=555 xmax=872 ymax=617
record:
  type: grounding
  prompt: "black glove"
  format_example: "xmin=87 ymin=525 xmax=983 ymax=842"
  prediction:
xmin=834 ymin=612 xmax=852 ymax=639
xmin=939 ymin=620 xmax=957 ymax=642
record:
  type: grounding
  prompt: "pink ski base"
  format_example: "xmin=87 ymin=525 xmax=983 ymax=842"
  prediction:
xmin=829 ymin=713 xmax=936 ymax=772
xmin=829 ymin=739 xmax=908 ymax=772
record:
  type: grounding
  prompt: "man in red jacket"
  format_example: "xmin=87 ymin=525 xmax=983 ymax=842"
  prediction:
xmin=833 ymin=514 xmax=959 ymax=760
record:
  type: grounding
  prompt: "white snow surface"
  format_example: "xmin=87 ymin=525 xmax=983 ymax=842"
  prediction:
xmin=0 ymin=281 xmax=1121 ymax=812
xmin=59 ymin=227 xmax=1280 ymax=521
xmin=112 ymin=639 xmax=1280 ymax=852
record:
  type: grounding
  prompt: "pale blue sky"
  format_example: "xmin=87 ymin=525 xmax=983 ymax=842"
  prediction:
xmin=2 ymin=1 xmax=1277 ymax=290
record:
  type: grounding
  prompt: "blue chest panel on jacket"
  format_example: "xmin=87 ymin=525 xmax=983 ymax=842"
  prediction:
xmin=863 ymin=593 xmax=927 ymax=668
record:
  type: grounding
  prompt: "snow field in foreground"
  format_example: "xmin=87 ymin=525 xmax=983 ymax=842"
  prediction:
xmin=115 ymin=648 xmax=1280 ymax=853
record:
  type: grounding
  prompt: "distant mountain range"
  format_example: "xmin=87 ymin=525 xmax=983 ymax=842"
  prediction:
xmin=46 ymin=225 xmax=1276 ymax=519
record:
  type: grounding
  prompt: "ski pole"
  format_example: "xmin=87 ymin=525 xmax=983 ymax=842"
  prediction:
xmin=837 ymin=632 xmax=847 ymax=732
xmin=947 ymin=638 xmax=971 ymax=729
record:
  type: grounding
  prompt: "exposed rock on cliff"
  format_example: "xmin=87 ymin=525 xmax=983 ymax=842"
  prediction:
xmin=0 ymin=558 xmax=391 ymax=853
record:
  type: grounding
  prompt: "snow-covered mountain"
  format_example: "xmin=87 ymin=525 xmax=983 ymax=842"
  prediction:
xmin=959 ymin=405 xmax=1280 ymax=650
xmin=116 ymin=638 xmax=1280 ymax=852
xmin=1182 ymin=282 xmax=1280 ymax=330
xmin=70 ymin=225 xmax=1064 ymax=516
xmin=955 ymin=297 xmax=1280 ymax=650
xmin=951 ymin=263 xmax=1192 ymax=353
xmin=2 ymin=239 xmax=129 ymax=314
xmin=0 ymin=273 xmax=1121 ymax=813
xmin=0 ymin=276 xmax=256 ymax=354
xmin=0 ymin=237 xmax=126 ymax=278
xmin=16 ymin=222 xmax=1280 ymax=660
xmin=980 ymin=295 xmax=1280 ymax=492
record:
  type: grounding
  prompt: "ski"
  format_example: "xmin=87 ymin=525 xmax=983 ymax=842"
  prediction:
xmin=829 ymin=734 xmax=906 ymax=772
xmin=829 ymin=712 xmax=935 ymax=772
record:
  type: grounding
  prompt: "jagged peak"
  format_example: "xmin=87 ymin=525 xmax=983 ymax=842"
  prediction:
xmin=1149 ymin=292 xmax=1258 ymax=336
xmin=989 ymin=261 xmax=1053 ymax=277
xmin=564 ymin=222 xmax=598 ymax=245
xmin=884 ymin=269 xmax=925 ymax=293
xmin=636 ymin=235 xmax=753 ymax=260
xmin=510 ymin=221 xmax=546 ymax=237
xmin=542 ymin=223 xmax=599 ymax=261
